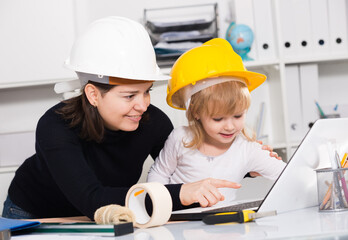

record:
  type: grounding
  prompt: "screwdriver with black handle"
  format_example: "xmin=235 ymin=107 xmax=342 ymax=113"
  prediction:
xmin=203 ymin=210 xmax=277 ymax=225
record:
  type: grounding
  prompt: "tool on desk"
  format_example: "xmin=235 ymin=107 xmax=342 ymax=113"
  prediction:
xmin=94 ymin=182 xmax=172 ymax=230
xmin=31 ymin=222 xmax=119 ymax=236
xmin=94 ymin=204 xmax=134 ymax=236
xmin=202 ymin=210 xmax=277 ymax=225
xmin=113 ymin=222 xmax=133 ymax=236
xmin=126 ymin=182 xmax=172 ymax=228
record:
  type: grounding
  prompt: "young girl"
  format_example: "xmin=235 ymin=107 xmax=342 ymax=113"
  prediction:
xmin=147 ymin=38 xmax=286 ymax=203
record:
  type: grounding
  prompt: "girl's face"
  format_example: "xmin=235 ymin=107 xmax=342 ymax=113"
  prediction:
xmin=199 ymin=110 xmax=247 ymax=148
xmin=96 ymin=82 xmax=153 ymax=131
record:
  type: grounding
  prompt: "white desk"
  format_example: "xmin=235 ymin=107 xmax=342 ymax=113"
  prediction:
xmin=11 ymin=207 xmax=348 ymax=239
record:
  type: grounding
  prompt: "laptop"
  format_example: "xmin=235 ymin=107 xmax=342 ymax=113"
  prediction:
xmin=170 ymin=118 xmax=348 ymax=221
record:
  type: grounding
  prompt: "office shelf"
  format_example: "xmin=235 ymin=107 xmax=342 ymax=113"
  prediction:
xmin=0 ymin=166 xmax=18 ymax=174
xmin=282 ymin=54 xmax=348 ymax=65
xmin=144 ymin=3 xmax=218 ymax=66
xmin=0 ymin=78 xmax=75 ymax=90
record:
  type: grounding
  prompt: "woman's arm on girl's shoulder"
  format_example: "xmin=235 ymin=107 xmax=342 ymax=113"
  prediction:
xmin=246 ymin=141 xmax=286 ymax=180
xmin=248 ymin=140 xmax=283 ymax=177
xmin=257 ymin=140 xmax=282 ymax=160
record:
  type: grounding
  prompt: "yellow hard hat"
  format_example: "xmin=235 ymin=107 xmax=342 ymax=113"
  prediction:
xmin=167 ymin=38 xmax=266 ymax=110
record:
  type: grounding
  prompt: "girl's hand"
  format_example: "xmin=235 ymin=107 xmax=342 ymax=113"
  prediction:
xmin=249 ymin=141 xmax=282 ymax=177
xmin=179 ymin=178 xmax=241 ymax=207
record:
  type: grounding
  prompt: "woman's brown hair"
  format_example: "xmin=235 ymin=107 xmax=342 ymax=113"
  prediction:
xmin=56 ymin=81 xmax=115 ymax=143
xmin=185 ymin=80 xmax=255 ymax=149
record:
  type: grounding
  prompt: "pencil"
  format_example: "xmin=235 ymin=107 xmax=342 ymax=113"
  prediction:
xmin=315 ymin=101 xmax=326 ymax=118
xmin=320 ymin=184 xmax=332 ymax=210
xmin=342 ymin=153 xmax=348 ymax=167
xmin=336 ymin=151 xmax=348 ymax=204
xmin=320 ymin=154 xmax=348 ymax=209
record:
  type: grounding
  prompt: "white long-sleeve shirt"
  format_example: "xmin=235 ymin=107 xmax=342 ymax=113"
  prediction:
xmin=147 ymin=126 xmax=286 ymax=201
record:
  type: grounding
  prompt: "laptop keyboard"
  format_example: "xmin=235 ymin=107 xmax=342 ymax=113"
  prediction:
xmin=202 ymin=199 xmax=263 ymax=213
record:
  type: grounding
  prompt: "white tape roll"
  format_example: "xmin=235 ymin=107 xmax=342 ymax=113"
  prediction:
xmin=125 ymin=182 xmax=172 ymax=229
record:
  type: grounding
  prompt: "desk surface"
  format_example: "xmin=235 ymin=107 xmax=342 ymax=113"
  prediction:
xmin=11 ymin=207 xmax=348 ymax=240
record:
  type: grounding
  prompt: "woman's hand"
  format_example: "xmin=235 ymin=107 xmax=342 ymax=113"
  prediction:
xmin=179 ymin=178 xmax=241 ymax=207
xmin=259 ymin=141 xmax=282 ymax=161
xmin=249 ymin=141 xmax=283 ymax=177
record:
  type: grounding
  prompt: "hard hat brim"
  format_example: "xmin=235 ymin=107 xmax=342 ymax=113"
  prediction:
xmin=167 ymin=70 xmax=266 ymax=110
xmin=65 ymin=60 xmax=171 ymax=82
xmin=219 ymin=70 xmax=266 ymax=92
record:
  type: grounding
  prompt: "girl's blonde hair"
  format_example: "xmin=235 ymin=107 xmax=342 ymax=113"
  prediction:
xmin=185 ymin=80 xmax=255 ymax=149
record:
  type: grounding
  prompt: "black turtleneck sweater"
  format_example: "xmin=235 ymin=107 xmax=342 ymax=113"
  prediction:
xmin=8 ymin=102 xmax=182 ymax=219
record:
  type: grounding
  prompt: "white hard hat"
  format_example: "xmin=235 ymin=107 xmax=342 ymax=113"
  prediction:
xmin=65 ymin=16 xmax=169 ymax=82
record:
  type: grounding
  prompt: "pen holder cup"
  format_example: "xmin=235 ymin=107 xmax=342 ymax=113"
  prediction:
xmin=315 ymin=168 xmax=348 ymax=212
xmin=320 ymin=113 xmax=340 ymax=119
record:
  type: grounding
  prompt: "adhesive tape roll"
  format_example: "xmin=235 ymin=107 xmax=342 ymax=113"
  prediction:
xmin=125 ymin=182 xmax=172 ymax=228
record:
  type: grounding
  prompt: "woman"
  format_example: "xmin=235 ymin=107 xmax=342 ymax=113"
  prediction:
xmin=2 ymin=16 xmax=243 ymax=220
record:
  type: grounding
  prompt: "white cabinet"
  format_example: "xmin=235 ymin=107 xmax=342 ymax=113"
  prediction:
xmin=0 ymin=0 xmax=75 ymax=175
xmin=1 ymin=0 xmax=348 ymax=172
xmin=0 ymin=0 xmax=76 ymax=85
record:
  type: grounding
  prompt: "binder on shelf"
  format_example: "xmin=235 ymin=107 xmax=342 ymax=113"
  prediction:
xmin=231 ymin=0 xmax=257 ymax=60
xmin=252 ymin=0 xmax=276 ymax=60
xmin=292 ymin=0 xmax=313 ymax=57
xmin=309 ymin=0 xmax=330 ymax=55
xmin=278 ymin=0 xmax=297 ymax=57
xmin=284 ymin=65 xmax=304 ymax=142
xmin=327 ymin=0 xmax=348 ymax=54
xmin=299 ymin=64 xmax=319 ymax=132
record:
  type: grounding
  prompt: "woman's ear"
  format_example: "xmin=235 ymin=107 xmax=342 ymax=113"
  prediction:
xmin=84 ymin=83 xmax=99 ymax=107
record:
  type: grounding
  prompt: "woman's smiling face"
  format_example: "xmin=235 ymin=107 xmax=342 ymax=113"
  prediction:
xmin=95 ymin=82 xmax=153 ymax=131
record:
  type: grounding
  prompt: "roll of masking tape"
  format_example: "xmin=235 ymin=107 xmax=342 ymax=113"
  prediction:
xmin=125 ymin=182 xmax=172 ymax=229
